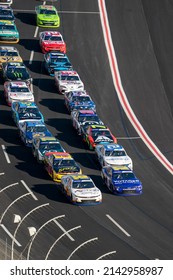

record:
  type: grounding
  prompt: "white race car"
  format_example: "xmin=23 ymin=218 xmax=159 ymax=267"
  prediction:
xmin=4 ymin=81 xmax=34 ymax=106
xmin=95 ymin=143 xmax=133 ymax=170
xmin=61 ymin=174 xmax=102 ymax=205
xmin=0 ymin=0 xmax=13 ymax=6
xmin=54 ymin=70 xmax=84 ymax=94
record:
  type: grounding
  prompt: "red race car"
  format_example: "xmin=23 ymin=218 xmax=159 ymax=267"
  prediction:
xmin=39 ymin=31 xmax=66 ymax=54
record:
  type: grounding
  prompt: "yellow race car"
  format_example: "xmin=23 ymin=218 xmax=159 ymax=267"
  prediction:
xmin=44 ymin=152 xmax=82 ymax=183
xmin=0 ymin=46 xmax=22 ymax=70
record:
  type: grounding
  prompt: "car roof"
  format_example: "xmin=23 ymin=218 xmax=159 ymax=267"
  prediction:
xmin=10 ymin=82 xmax=28 ymax=87
xmin=90 ymin=125 xmax=107 ymax=129
xmin=25 ymin=121 xmax=44 ymax=126
xmin=78 ymin=110 xmax=95 ymax=115
xmin=60 ymin=71 xmax=78 ymax=76
xmin=0 ymin=46 xmax=17 ymax=51
xmin=43 ymin=31 xmax=61 ymax=36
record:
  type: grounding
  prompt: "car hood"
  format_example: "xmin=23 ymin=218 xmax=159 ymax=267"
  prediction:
xmin=113 ymin=179 xmax=141 ymax=188
xmin=72 ymin=188 xmax=101 ymax=197
xmin=38 ymin=14 xmax=59 ymax=21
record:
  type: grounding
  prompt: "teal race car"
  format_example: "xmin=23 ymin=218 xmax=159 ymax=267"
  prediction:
xmin=0 ymin=20 xmax=19 ymax=43
xmin=35 ymin=5 xmax=60 ymax=28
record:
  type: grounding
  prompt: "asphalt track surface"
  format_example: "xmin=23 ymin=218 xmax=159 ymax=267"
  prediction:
xmin=0 ymin=0 xmax=172 ymax=260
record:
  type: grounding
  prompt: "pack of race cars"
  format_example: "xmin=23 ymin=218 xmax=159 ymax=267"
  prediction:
xmin=0 ymin=3 xmax=143 ymax=205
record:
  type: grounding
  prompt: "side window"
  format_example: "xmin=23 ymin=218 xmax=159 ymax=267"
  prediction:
xmin=36 ymin=139 xmax=40 ymax=149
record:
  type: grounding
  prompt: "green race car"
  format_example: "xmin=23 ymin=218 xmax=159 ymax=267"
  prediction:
xmin=0 ymin=20 xmax=19 ymax=43
xmin=35 ymin=5 xmax=60 ymax=28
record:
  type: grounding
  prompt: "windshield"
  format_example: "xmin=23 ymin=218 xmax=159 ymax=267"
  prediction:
xmin=44 ymin=35 xmax=62 ymax=41
xmin=72 ymin=181 xmax=94 ymax=189
xmin=7 ymin=67 xmax=27 ymax=74
xmin=0 ymin=25 xmax=15 ymax=31
xmin=40 ymin=9 xmax=56 ymax=15
xmin=61 ymin=75 xmax=79 ymax=81
xmin=0 ymin=51 xmax=18 ymax=57
xmin=40 ymin=143 xmax=63 ymax=152
xmin=26 ymin=126 xmax=47 ymax=133
xmin=78 ymin=115 xmax=99 ymax=123
xmin=50 ymin=57 xmax=67 ymax=63
xmin=72 ymin=96 xmax=90 ymax=102
xmin=18 ymin=107 xmax=38 ymax=114
xmin=53 ymin=159 xmax=75 ymax=167
xmin=113 ymin=172 xmax=135 ymax=180
xmin=105 ymin=150 xmax=126 ymax=157
xmin=10 ymin=87 xmax=29 ymax=92
xmin=0 ymin=10 xmax=13 ymax=16
xmin=92 ymin=129 xmax=112 ymax=138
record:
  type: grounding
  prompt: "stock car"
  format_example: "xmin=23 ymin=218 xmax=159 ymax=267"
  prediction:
xmin=32 ymin=136 xmax=65 ymax=163
xmin=35 ymin=5 xmax=60 ymax=28
xmin=64 ymin=91 xmax=96 ymax=112
xmin=11 ymin=101 xmax=44 ymax=126
xmin=101 ymin=165 xmax=142 ymax=196
xmin=0 ymin=20 xmax=19 ymax=43
xmin=4 ymin=81 xmax=34 ymax=106
xmin=82 ymin=124 xmax=117 ymax=150
xmin=2 ymin=62 xmax=32 ymax=87
xmin=61 ymin=174 xmax=102 ymax=205
xmin=71 ymin=110 xmax=104 ymax=135
xmin=55 ymin=71 xmax=84 ymax=94
xmin=0 ymin=5 xmax=15 ymax=21
xmin=95 ymin=143 xmax=133 ymax=169
xmin=0 ymin=46 xmax=22 ymax=70
xmin=44 ymin=51 xmax=72 ymax=76
xmin=44 ymin=152 xmax=82 ymax=183
xmin=39 ymin=31 xmax=66 ymax=54
xmin=0 ymin=0 xmax=13 ymax=5
xmin=18 ymin=121 xmax=52 ymax=147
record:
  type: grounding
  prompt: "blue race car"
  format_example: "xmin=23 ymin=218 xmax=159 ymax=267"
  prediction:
xmin=11 ymin=101 xmax=44 ymax=126
xmin=101 ymin=165 xmax=142 ymax=196
xmin=18 ymin=120 xmax=52 ymax=147
xmin=32 ymin=136 xmax=65 ymax=163
xmin=71 ymin=109 xmax=104 ymax=135
xmin=0 ymin=5 xmax=15 ymax=21
xmin=44 ymin=51 xmax=72 ymax=76
xmin=64 ymin=91 xmax=96 ymax=112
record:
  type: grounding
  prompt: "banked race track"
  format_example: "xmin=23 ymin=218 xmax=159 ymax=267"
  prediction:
xmin=0 ymin=0 xmax=173 ymax=260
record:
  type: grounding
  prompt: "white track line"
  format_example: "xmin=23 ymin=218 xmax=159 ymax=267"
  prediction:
xmin=98 ymin=0 xmax=173 ymax=175
xmin=0 ymin=172 xmax=5 ymax=176
xmin=1 ymin=145 xmax=10 ymax=164
xmin=34 ymin=26 xmax=39 ymax=38
xmin=106 ymin=214 xmax=131 ymax=237
xmin=0 ymin=224 xmax=21 ymax=246
xmin=20 ymin=180 xmax=38 ymax=201
xmin=29 ymin=50 xmax=34 ymax=65
xmin=54 ymin=220 xmax=75 ymax=241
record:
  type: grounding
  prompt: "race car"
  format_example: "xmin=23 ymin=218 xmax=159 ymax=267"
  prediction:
xmin=44 ymin=152 xmax=82 ymax=183
xmin=82 ymin=124 xmax=117 ymax=150
xmin=55 ymin=71 xmax=84 ymax=94
xmin=95 ymin=143 xmax=133 ymax=169
xmin=32 ymin=136 xmax=65 ymax=163
xmin=0 ymin=46 xmax=22 ymax=70
xmin=61 ymin=174 xmax=102 ymax=205
xmin=18 ymin=121 xmax=52 ymax=147
xmin=39 ymin=31 xmax=66 ymax=54
xmin=4 ymin=81 xmax=34 ymax=106
xmin=2 ymin=62 xmax=32 ymax=87
xmin=0 ymin=5 xmax=15 ymax=21
xmin=101 ymin=165 xmax=142 ymax=196
xmin=0 ymin=0 xmax=13 ymax=5
xmin=64 ymin=91 xmax=96 ymax=112
xmin=35 ymin=5 xmax=60 ymax=28
xmin=0 ymin=20 xmax=19 ymax=43
xmin=71 ymin=110 xmax=104 ymax=135
xmin=44 ymin=51 xmax=72 ymax=76
xmin=11 ymin=101 xmax=44 ymax=126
